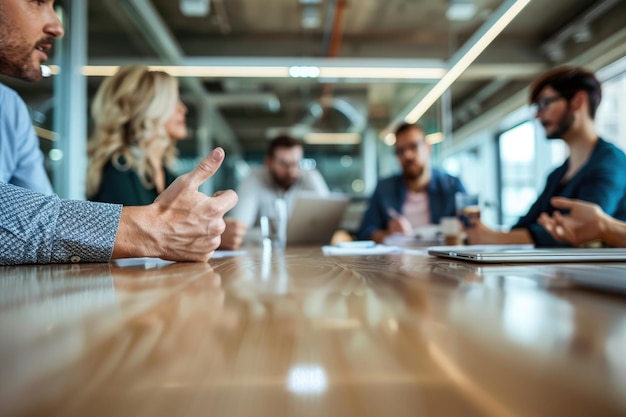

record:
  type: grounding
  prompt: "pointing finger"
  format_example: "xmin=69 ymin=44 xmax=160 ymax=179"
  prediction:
xmin=187 ymin=148 xmax=225 ymax=190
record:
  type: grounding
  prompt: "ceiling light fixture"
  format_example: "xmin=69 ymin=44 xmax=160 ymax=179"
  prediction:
xmin=319 ymin=67 xmax=445 ymax=80
xmin=40 ymin=65 xmax=53 ymax=77
xmin=425 ymin=132 xmax=445 ymax=145
xmin=79 ymin=64 xmax=445 ymax=80
xmin=304 ymin=132 xmax=362 ymax=145
xmin=179 ymin=0 xmax=210 ymax=17
xmin=289 ymin=66 xmax=321 ymax=78
xmin=80 ymin=65 xmax=291 ymax=78
xmin=384 ymin=0 xmax=531 ymax=136
xmin=446 ymin=0 xmax=476 ymax=21
xmin=383 ymin=133 xmax=396 ymax=146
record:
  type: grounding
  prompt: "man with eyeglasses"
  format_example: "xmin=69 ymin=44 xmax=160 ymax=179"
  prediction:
xmin=223 ymin=134 xmax=329 ymax=248
xmin=465 ymin=66 xmax=626 ymax=247
xmin=357 ymin=123 xmax=465 ymax=243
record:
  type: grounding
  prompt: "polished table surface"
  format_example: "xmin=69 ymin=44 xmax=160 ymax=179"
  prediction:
xmin=1 ymin=247 xmax=626 ymax=416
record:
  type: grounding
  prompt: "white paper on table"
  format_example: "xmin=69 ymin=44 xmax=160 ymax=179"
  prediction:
xmin=212 ymin=250 xmax=248 ymax=259
xmin=113 ymin=257 xmax=175 ymax=269
xmin=321 ymin=245 xmax=401 ymax=256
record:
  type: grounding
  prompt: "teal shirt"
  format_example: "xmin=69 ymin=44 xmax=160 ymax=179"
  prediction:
xmin=89 ymin=159 xmax=176 ymax=206
xmin=513 ymin=138 xmax=626 ymax=246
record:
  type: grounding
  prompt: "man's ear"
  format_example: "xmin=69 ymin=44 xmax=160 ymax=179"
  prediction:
xmin=570 ymin=90 xmax=588 ymax=114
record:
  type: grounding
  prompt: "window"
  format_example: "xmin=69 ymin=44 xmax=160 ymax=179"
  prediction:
xmin=498 ymin=122 xmax=538 ymax=226
xmin=597 ymin=56 xmax=626 ymax=151
xmin=498 ymin=121 xmax=566 ymax=226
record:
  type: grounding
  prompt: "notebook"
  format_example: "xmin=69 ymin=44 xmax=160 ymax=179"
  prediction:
xmin=427 ymin=245 xmax=626 ymax=263
xmin=286 ymin=194 xmax=351 ymax=245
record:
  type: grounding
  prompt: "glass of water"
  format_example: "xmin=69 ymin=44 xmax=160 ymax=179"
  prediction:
xmin=260 ymin=197 xmax=287 ymax=250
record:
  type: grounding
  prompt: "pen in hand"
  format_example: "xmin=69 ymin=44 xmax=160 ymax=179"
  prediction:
xmin=387 ymin=207 xmax=401 ymax=220
xmin=386 ymin=207 xmax=412 ymax=235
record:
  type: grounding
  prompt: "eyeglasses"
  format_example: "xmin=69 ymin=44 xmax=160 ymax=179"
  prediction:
xmin=273 ymin=159 xmax=301 ymax=170
xmin=530 ymin=95 xmax=564 ymax=114
xmin=395 ymin=141 xmax=423 ymax=156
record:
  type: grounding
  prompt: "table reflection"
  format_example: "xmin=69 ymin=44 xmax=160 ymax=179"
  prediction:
xmin=1 ymin=249 xmax=626 ymax=417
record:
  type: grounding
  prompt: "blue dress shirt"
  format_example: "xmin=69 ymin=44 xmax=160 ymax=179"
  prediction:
xmin=357 ymin=168 xmax=466 ymax=240
xmin=0 ymin=83 xmax=53 ymax=194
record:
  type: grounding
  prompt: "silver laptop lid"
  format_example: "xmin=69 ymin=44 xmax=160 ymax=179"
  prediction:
xmin=428 ymin=246 xmax=626 ymax=263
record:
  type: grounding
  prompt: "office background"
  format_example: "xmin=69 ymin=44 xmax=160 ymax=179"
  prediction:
xmin=1 ymin=0 xmax=625 ymax=229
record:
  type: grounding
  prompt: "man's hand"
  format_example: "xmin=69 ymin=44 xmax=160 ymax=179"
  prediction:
xmin=113 ymin=148 xmax=238 ymax=262
xmin=464 ymin=218 xmax=532 ymax=245
xmin=538 ymin=197 xmax=607 ymax=246
xmin=463 ymin=218 xmax=497 ymax=244
xmin=371 ymin=214 xmax=413 ymax=244
xmin=388 ymin=214 xmax=413 ymax=236
xmin=220 ymin=219 xmax=248 ymax=250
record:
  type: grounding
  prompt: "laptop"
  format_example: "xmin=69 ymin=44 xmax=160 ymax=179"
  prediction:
xmin=286 ymin=194 xmax=351 ymax=246
xmin=428 ymin=245 xmax=626 ymax=263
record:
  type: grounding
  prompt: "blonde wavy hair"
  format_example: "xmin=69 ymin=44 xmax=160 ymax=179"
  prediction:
xmin=86 ymin=65 xmax=180 ymax=197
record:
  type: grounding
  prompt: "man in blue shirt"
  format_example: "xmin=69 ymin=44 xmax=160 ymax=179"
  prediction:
xmin=0 ymin=83 xmax=53 ymax=194
xmin=0 ymin=0 xmax=237 ymax=265
xmin=465 ymin=66 xmax=626 ymax=247
xmin=357 ymin=123 xmax=465 ymax=242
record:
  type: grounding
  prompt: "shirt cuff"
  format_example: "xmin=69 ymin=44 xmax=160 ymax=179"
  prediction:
xmin=50 ymin=200 xmax=122 ymax=263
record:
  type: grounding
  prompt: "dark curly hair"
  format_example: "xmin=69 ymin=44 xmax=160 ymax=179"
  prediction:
xmin=530 ymin=66 xmax=601 ymax=119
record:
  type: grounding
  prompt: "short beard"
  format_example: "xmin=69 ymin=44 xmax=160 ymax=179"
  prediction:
xmin=270 ymin=171 xmax=295 ymax=190
xmin=546 ymin=105 xmax=575 ymax=140
xmin=0 ymin=57 xmax=42 ymax=81
xmin=0 ymin=28 xmax=46 ymax=81
xmin=402 ymin=165 xmax=424 ymax=182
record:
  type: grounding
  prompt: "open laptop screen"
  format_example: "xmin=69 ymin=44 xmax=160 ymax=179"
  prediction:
xmin=286 ymin=194 xmax=350 ymax=245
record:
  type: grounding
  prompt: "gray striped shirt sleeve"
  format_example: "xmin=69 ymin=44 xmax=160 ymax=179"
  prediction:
xmin=0 ymin=183 xmax=121 ymax=265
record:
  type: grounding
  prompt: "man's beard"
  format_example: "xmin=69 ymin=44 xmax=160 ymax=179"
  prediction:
xmin=0 ymin=30 xmax=47 ymax=81
xmin=546 ymin=106 xmax=575 ymax=140
xmin=0 ymin=52 xmax=42 ymax=81
xmin=270 ymin=171 xmax=296 ymax=189
xmin=402 ymin=163 xmax=424 ymax=181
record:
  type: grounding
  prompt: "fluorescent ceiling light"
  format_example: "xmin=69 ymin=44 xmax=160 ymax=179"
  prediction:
xmin=80 ymin=65 xmax=445 ymax=80
xmin=180 ymin=0 xmax=210 ymax=16
xmin=40 ymin=65 xmax=53 ymax=77
xmin=446 ymin=0 xmax=476 ymax=21
xmin=425 ymin=132 xmax=445 ymax=145
xmin=34 ymin=126 xmax=58 ymax=141
xmin=304 ymin=132 xmax=362 ymax=145
xmin=81 ymin=65 xmax=290 ymax=78
xmin=319 ymin=67 xmax=445 ymax=80
xmin=383 ymin=132 xmax=444 ymax=146
xmin=384 ymin=133 xmax=396 ymax=146
xmin=400 ymin=0 xmax=532 ymax=127
xmin=289 ymin=66 xmax=320 ymax=78
xmin=47 ymin=65 xmax=61 ymax=75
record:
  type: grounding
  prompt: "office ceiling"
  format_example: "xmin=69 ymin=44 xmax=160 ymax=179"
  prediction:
xmin=5 ymin=0 xmax=626 ymax=156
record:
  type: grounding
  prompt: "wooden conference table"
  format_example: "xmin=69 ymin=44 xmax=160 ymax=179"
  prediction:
xmin=1 ymin=246 xmax=626 ymax=417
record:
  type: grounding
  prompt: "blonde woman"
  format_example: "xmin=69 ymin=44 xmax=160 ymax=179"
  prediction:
xmin=87 ymin=66 xmax=188 ymax=205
